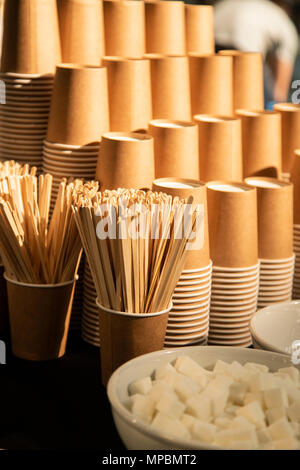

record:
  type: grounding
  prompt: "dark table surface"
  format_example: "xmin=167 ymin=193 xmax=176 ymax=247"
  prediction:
xmin=0 ymin=332 xmax=124 ymax=450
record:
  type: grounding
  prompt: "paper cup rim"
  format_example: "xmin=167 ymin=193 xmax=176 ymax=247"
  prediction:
xmin=259 ymin=255 xmax=295 ymax=263
xmin=4 ymin=273 xmax=78 ymax=288
xmin=181 ymin=261 xmax=212 ymax=273
xmin=96 ymin=299 xmax=172 ymax=317
xmin=102 ymin=132 xmax=153 ymax=142
xmin=149 ymin=119 xmax=196 ymax=129
xmin=212 ymin=263 xmax=259 ymax=272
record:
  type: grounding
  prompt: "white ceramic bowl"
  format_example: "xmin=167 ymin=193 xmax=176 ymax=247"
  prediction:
xmin=250 ymin=301 xmax=300 ymax=355
xmin=107 ymin=346 xmax=297 ymax=450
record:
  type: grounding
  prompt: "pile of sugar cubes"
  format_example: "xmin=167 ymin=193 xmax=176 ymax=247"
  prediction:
xmin=128 ymin=356 xmax=300 ymax=449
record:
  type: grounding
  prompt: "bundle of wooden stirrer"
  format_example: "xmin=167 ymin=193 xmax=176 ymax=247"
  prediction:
xmin=0 ymin=166 xmax=85 ymax=284
xmin=72 ymin=187 xmax=198 ymax=313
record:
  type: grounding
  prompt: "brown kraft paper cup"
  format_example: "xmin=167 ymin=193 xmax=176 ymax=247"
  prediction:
xmin=1 ymin=0 xmax=61 ymax=74
xmin=152 ymin=177 xmax=210 ymax=269
xmin=58 ymin=0 xmax=105 ymax=64
xmin=274 ymin=103 xmax=300 ymax=174
xmin=291 ymin=150 xmax=300 ymax=224
xmin=245 ymin=177 xmax=293 ymax=259
xmin=149 ymin=119 xmax=199 ymax=179
xmin=194 ymin=115 xmax=242 ymax=182
xmin=97 ymin=301 xmax=171 ymax=386
xmin=236 ymin=110 xmax=281 ymax=178
xmin=147 ymin=54 xmax=191 ymax=121
xmin=189 ymin=54 xmax=233 ymax=116
xmin=185 ymin=5 xmax=215 ymax=54
xmin=103 ymin=57 xmax=152 ymax=132
xmin=103 ymin=0 xmax=145 ymax=58
xmin=47 ymin=64 xmax=109 ymax=145
xmin=145 ymin=1 xmax=186 ymax=55
xmin=0 ymin=266 xmax=9 ymax=342
xmin=5 ymin=275 xmax=77 ymax=361
xmin=218 ymin=51 xmax=264 ymax=111
xmin=96 ymin=132 xmax=155 ymax=190
xmin=206 ymin=182 xmax=258 ymax=267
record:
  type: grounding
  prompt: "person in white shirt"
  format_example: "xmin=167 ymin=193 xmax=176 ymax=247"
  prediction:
xmin=214 ymin=0 xmax=299 ymax=102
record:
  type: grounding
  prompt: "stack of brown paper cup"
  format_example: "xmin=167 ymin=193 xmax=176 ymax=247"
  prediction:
xmin=96 ymin=132 xmax=155 ymax=190
xmin=189 ymin=54 xmax=233 ymax=116
xmin=237 ymin=110 xmax=282 ymax=178
xmin=185 ymin=4 xmax=215 ymax=54
xmin=194 ymin=115 xmax=243 ymax=182
xmin=47 ymin=64 xmax=109 ymax=146
xmin=44 ymin=64 xmax=108 ymax=331
xmin=103 ymin=0 xmax=145 ymax=58
xmin=149 ymin=119 xmax=199 ymax=179
xmin=82 ymin=261 xmax=100 ymax=347
xmin=1 ymin=0 xmax=61 ymax=75
xmin=0 ymin=72 xmax=54 ymax=170
xmin=245 ymin=177 xmax=294 ymax=308
xmin=218 ymin=51 xmax=264 ymax=112
xmin=288 ymin=151 xmax=300 ymax=298
xmin=147 ymin=54 xmax=191 ymax=121
xmin=58 ymin=0 xmax=105 ymax=64
xmin=152 ymin=178 xmax=211 ymax=346
xmin=103 ymin=57 xmax=152 ymax=132
xmin=207 ymin=181 xmax=259 ymax=347
xmin=145 ymin=1 xmax=186 ymax=55
xmin=274 ymin=103 xmax=300 ymax=179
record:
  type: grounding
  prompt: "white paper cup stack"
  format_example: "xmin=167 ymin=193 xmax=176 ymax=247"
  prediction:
xmin=164 ymin=261 xmax=212 ymax=347
xmin=209 ymin=264 xmax=259 ymax=347
xmin=82 ymin=262 xmax=100 ymax=347
xmin=258 ymin=255 xmax=295 ymax=307
xmin=0 ymin=73 xmax=54 ymax=170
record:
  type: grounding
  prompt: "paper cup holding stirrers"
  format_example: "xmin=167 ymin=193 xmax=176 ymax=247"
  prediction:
xmin=236 ymin=110 xmax=281 ymax=178
xmin=194 ymin=115 xmax=243 ymax=182
xmin=72 ymin=187 xmax=198 ymax=385
xmin=0 ymin=171 xmax=85 ymax=360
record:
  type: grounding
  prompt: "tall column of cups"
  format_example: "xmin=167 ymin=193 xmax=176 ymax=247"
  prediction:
xmin=149 ymin=119 xmax=199 ymax=179
xmin=274 ymin=103 xmax=300 ymax=180
xmin=185 ymin=4 xmax=215 ymax=55
xmin=103 ymin=57 xmax=152 ymax=132
xmin=152 ymin=178 xmax=211 ymax=347
xmin=103 ymin=0 xmax=145 ymax=58
xmin=189 ymin=54 xmax=233 ymax=117
xmin=146 ymin=54 xmax=191 ymax=121
xmin=236 ymin=110 xmax=282 ymax=179
xmin=218 ymin=51 xmax=264 ymax=112
xmin=44 ymin=63 xmax=109 ymax=333
xmin=194 ymin=115 xmax=243 ymax=182
xmin=289 ymin=151 xmax=300 ymax=298
xmin=0 ymin=0 xmax=62 ymax=169
xmin=145 ymin=1 xmax=186 ymax=55
xmin=57 ymin=0 xmax=105 ymax=64
xmin=207 ymin=182 xmax=259 ymax=347
xmin=245 ymin=177 xmax=294 ymax=308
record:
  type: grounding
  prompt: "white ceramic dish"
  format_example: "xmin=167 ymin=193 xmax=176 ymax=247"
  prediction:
xmin=107 ymin=346 xmax=297 ymax=450
xmin=250 ymin=300 xmax=300 ymax=355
